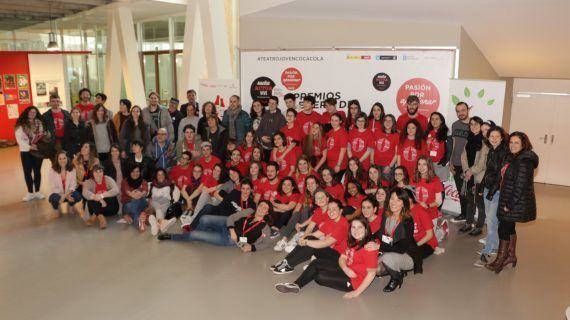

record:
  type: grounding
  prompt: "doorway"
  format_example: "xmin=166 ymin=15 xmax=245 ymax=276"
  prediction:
xmin=141 ymin=50 xmax=182 ymax=104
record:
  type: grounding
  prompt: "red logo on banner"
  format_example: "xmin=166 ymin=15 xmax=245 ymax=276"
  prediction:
xmin=396 ymin=78 xmax=440 ymax=117
xmin=281 ymin=67 xmax=303 ymax=90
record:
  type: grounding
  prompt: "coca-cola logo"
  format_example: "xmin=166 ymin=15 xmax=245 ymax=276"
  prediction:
xmin=376 ymin=138 xmax=391 ymax=152
xmin=351 ymin=138 xmax=366 ymax=152
xmin=303 ymin=121 xmax=313 ymax=135
xmin=403 ymin=146 xmax=418 ymax=162
xmin=444 ymin=184 xmax=459 ymax=201
xmin=327 ymin=136 xmax=335 ymax=149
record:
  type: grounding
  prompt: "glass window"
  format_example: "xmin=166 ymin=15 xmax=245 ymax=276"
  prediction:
xmin=158 ymin=53 xmax=173 ymax=102
xmin=142 ymin=20 xmax=169 ymax=51
xmin=143 ymin=54 xmax=157 ymax=97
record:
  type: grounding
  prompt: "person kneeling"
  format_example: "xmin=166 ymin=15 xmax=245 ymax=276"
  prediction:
xmin=275 ymin=216 xmax=378 ymax=299
xmin=158 ymin=201 xmax=272 ymax=252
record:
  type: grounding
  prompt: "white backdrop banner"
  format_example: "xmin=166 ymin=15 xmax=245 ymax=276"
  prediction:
xmin=448 ymin=79 xmax=506 ymax=125
xmin=198 ymin=79 xmax=240 ymax=116
xmin=240 ymin=50 xmax=456 ymax=118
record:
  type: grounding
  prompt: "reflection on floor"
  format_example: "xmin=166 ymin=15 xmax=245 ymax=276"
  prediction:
xmin=0 ymin=147 xmax=568 ymax=320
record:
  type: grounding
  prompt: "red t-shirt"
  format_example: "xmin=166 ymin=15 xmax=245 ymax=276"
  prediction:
xmin=368 ymin=215 xmax=382 ymax=234
xmin=368 ymin=119 xmax=383 ymax=134
xmin=411 ymin=205 xmax=438 ymax=249
xmin=411 ymin=176 xmax=443 ymax=220
xmin=275 ymin=192 xmax=301 ymax=205
xmin=326 ymin=128 xmax=349 ymax=170
xmin=325 ymin=183 xmax=345 ymax=204
xmin=344 ymin=246 xmax=378 ymax=289
xmin=425 ymin=130 xmax=445 ymax=164
xmin=198 ymin=156 xmax=221 ymax=177
xmin=397 ymin=138 xmax=427 ymax=176
xmin=347 ymin=194 xmax=366 ymax=209
xmin=373 ymin=131 xmax=399 ymax=167
xmin=280 ymin=124 xmax=303 ymax=157
xmin=94 ymin=178 xmax=107 ymax=194
xmin=348 ymin=129 xmax=374 ymax=168
xmin=201 ymin=174 xmax=219 ymax=195
xmin=52 ymin=110 xmax=65 ymax=138
xmin=271 ymin=148 xmax=296 ymax=179
xmin=251 ymin=176 xmax=263 ymax=194
xmin=320 ymin=110 xmax=347 ymax=125
xmin=311 ymin=137 xmax=327 ymax=158
xmin=296 ymin=111 xmax=322 ymax=136
xmin=294 ymin=170 xmax=317 ymax=193
xmin=396 ymin=113 xmax=429 ymax=133
xmin=311 ymin=207 xmax=328 ymax=229
xmin=255 ymin=177 xmax=279 ymax=201
xmin=75 ymin=102 xmax=94 ymax=121
xmin=226 ymin=161 xmax=249 ymax=177
xmin=238 ymin=146 xmax=254 ymax=162
xmin=169 ymin=165 xmax=193 ymax=189
xmin=320 ymin=216 xmax=349 ymax=254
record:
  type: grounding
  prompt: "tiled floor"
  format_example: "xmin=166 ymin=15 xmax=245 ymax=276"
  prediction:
xmin=0 ymin=147 xmax=568 ymax=320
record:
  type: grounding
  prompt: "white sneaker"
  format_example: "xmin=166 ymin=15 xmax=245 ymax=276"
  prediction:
xmin=291 ymin=232 xmax=304 ymax=243
xmin=149 ymin=215 xmax=159 ymax=236
xmin=160 ymin=218 xmax=177 ymax=233
xmin=284 ymin=243 xmax=297 ymax=253
xmin=273 ymin=238 xmax=287 ymax=252
xmin=34 ymin=192 xmax=45 ymax=200
xmin=22 ymin=193 xmax=35 ymax=202
xmin=478 ymin=237 xmax=486 ymax=245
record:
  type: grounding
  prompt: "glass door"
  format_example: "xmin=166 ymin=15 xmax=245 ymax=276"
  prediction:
xmin=141 ymin=50 xmax=182 ymax=104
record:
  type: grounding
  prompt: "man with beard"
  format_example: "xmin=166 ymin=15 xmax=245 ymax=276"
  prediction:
xmin=396 ymin=95 xmax=428 ymax=133
xmin=449 ymin=101 xmax=472 ymax=223
xmin=180 ymin=89 xmax=199 ymax=118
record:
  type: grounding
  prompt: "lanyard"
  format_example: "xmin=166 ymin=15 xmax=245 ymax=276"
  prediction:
xmin=242 ymin=216 xmax=263 ymax=236
xmin=240 ymin=198 xmax=248 ymax=210
xmin=384 ymin=215 xmax=400 ymax=238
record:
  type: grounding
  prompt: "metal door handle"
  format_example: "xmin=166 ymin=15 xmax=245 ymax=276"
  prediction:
xmin=540 ymin=134 xmax=547 ymax=144
xmin=551 ymin=135 xmax=555 ymax=144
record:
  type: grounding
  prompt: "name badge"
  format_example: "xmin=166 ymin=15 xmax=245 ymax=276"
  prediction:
xmin=239 ymin=237 xmax=248 ymax=244
xmin=430 ymin=150 xmax=437 ymax=157
xmin=382 ymin=235 xmax=393 ymax=245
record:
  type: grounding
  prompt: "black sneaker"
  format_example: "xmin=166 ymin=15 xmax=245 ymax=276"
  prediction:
xmin=458 ymin=224 xmax=473 ymax=234
xmin=275 ymin=282 xmax=300 ymax=293
xmin=273 ymin=262 xmax=294 ymax=275
xmin=269 ymin=260 xmax=285 ymax=271
xmin=450 ymin=215 xmax=467 ymax=223
xmin=468 ymin=227 xmax=483 ymax=237
xmin=269 ymin=229 xmax=280 ymax=239
xmin=157 ymin=233 xmax=172 ymax=241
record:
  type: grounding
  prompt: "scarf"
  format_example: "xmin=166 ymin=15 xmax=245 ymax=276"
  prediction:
xmin=227 ymin=105 xmax=242 ymax=140
xmin=126 ymin=172 xmax=144 ymax=189
xmin=465 ymin=132 xmax=483 ymax=167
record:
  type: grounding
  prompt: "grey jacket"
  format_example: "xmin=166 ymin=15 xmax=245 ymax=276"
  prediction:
xmin=142 ymin=105 xmax=175 ymax=140
xmin=461 ymin=144 xmax=489 ymax=183
xmin=82 ymin=176 xmax=120 ymax=200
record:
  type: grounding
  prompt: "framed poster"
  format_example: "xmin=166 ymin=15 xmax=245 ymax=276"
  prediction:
xmin=19 ymin=89 xmax=30 ymax=103
xmin=3 ymin=74 xmax=16 ymax=90
xmin=17 ymin=74 xmax=29 ymax=88
xmin=7 ymin=103 xmax=19 ymax=119
xmin=36 ymin=82 xmax=47 ymax=96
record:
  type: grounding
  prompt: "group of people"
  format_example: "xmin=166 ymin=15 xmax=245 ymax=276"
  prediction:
xmin=14 ymin=88 xmax=538 ymax=299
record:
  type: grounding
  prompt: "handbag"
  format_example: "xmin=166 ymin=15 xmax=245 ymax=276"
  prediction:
xmin=164 ymin=184 xmax=187 ymax=219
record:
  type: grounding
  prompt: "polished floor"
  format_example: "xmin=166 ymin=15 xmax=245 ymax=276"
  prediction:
xmin=0 ymin=147 xmax=568 ymax=320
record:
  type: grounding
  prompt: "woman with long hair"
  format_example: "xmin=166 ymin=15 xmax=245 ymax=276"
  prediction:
xmin=411 ymin=156 xmax=444 ymax=223
xmin=275 ymin=215 xmax=377 ymax=299
xmin=146 ymin=168 xmax=181 ymax=236
xmin=316 ymin=113 xmax=348 ymax=180
xmin=270 ymin=131 xmax=296 ymax=179
xmin=364 ymin=165 xmax=385 ymax=195
xmin=303 ymin=123 xmax=327 ymax=169
xmin=48 ymin=151 xmax=84 ymax=218
xmin=347 ymin=113 xmax=374 ymax=169
xmin=397 ymin=119 xmax=427 ymax=176
xmin=293 ymin=155 xmax=317 ymax=194
xmin=63 ymin=106 xmax=91 ymax=158
xmin=197 ymin=101 xmax=217 ymax=140
xmin=270 ymin=177 xmax=301 ymax=231
xmin=87 ymin=104 xmax=118 ymax=162
xmin=113 ymin=98 xmax=132 ymax=135
xmin=238 ymin=130 xmax=256 ymax=162
xmin=343 ymin=157 xmax=367 ymax=188
xmin=73 ymin=142 xmax=100 ymax=196
xmin=14 ymin=106 xmax=46 ymax=201
xmin=368 ymin=102 xmax=385 ymax=134
xmin=320 ymin=167 xmax=345 ymax=205
xmin=249 ymin=99 xmax=265 ymax=132
xmin=372 ymin=114 xmax=399 ymax=182
xmin=486 ymin=132 xmax=538 ymax=274
xmin=343 ymin=180 xmax=366 ymax=220
xmin=345 ymin=99 xmax=362 ymax=131
xmin=425 ymin=112 xmax=449 ymax=181
xmin=120 ymin=164 xmax=149 ymax=231
xmin=119 ymin=105 xmax=151 ymax=156
xmin=391 ymin=166 xmax=410 ymax=189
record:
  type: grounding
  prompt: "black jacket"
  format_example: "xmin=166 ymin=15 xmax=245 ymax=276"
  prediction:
xmin=375 ymin=215 xmax=423 ymax=274
xmin=202 ymin=126 xmax=228 ymax=159
xmin=127 ymin=154 xmax=156 ymax=182
xmin=63 ymin=120 xmax=91 ymax=156
xmin=482 ymin=143 xmax=509 ymax=198
xmin=498 ymin=150 xmax=539 ymax=223
xmin=103 ymin=157 xmax=128 ymax=181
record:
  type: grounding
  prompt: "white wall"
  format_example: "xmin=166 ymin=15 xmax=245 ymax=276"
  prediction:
xmin=27 ymin=54 xmax=69 ymax=113
xmin=458 ymin=27 xmax=500 ymax=80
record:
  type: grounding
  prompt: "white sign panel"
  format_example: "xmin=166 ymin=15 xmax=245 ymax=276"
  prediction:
xmin=449 ymin=79 xmax=506 ymax=125
xmin=198 ymin=79 xmax=240 ymax=115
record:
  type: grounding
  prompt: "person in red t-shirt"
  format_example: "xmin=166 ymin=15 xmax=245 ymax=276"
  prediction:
xmin=293 ymin=155 xmax=317 ymax=194
xmin=270 ymin=177 xmax=301 ymax=230
xmin=280 ymin=109 xmax=303 ymax=157
xmin=347 ymin=113 xmax=374 ymax=169
xmin=367 ymin=102 xmax=385 ymax=134
xmin=295 ymin=95 xmax=322 ymax=138
xmin=343 ymin=157 xmax=367 ymax=188
xmin=397 ymin=119 xmax=427 ymax=176
xmin=410 ymin=203 xmax=438 ymax=258
xmin=75 ymin=88 xmax=94 ymax=121
xmin=345 ymin=100 xmax=362 ymax=131
xmin=275 ymin=214 xmax=377 ymax=299
xmin=226 ymin=149 xmax=249 ymax=177
xmin=372 ymin=114 xmax=399 ymax=180
xmin=320 ymin=167 xmax=345 ymax=205
xmin=197 ymin=142 xmax=221 ymax=177
xmin=270 ymin=132 xmax=296 ymax=179
xmin=169 ymin=151 xmax=194 ymax=190
xmin=247 ymin=161 xmax=264 ymax=193
xmin=361 ymin=197 xmax=381 ymax=234
xmin=343 ymin=180 xmax=366 ymax=219
xmin=375 ymin=187 xmax=388 ymax=215
xmin=364 ymin=166 xmax=383 ymax=196
xmin=410 ymin=156 xmax=443 ymax=221
xmin=238 ymin=130 xmax=256 ymax=162
xmin=320 ymin=98 xmax=346 ymax=132
xmin=254 ymin=162 xmax=280 ymax=204
xmin=315 ymin=114 xmax=348 ymax=179
xmin=424 ymin=112 xmax=450 ymax=182
xmin=302 ymin=122 xmax=327 ymax=168
xmin=396 ymin=95 xmax=429 ymax=133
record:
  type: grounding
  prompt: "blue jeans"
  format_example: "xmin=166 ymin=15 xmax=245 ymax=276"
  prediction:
xmin=482 ymin=188 xmax=500 ymax=254
xmin=123 ymin=198 xmax=148 ymax=225
xmin=48 ymin=191 xmax=82 ymax=210
xmin=172 ymin=215 xmax=234 ymax=246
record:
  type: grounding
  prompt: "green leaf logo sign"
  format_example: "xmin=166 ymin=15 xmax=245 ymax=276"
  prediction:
xmin=452 ymin=86 xmax=496 ymax=107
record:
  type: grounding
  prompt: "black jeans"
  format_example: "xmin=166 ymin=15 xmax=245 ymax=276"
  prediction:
xmin=20 ymin=152 xmax=43 ymax=193
xmin=453 ymin=165 xmax=468 ymax=216
xmin=87 ymin=197 xmax=120 ymax=217
xmin=466 ymin=181 xmax=486 ymax=227
xmin=418 ymin=244 xmax=435 ymax=260
xmin=281 ymin=207 xmax=312 ymax=239
xmin=284 ymin=236 xmax=340 ymax=268
xmin=294 ymin=257 xmax=352 ymax=292
xmin=498 ymin=220 xmax=516 ymax=240
xmin=269 ymin=210 xmax=293 ymax=229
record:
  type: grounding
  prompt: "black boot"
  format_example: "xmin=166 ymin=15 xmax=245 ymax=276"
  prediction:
xmin=458 ymin=223 xmax=473 ymax=234
xmin=157 ymin=233 xmax=173 ymax=240
xmin=382 ymin=266 xmax=403 ymax=293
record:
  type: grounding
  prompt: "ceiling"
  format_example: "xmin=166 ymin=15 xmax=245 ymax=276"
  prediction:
xmin=0 ymin=0 xmax=115 ymax=31
xmin=243 ymin=0 xmax=570 ymax=79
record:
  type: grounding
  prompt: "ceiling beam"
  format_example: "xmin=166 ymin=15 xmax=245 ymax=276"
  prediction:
xmin=0 ymin=0 xmax=95 ymax=12
xmin=55 ymin=0 xmax=110 ymax=6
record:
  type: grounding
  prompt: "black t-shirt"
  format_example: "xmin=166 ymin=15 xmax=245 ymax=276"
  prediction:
xmin=215 ymin=189 xmax=256 ymax=216
xmin=234 ymin=215 xmax=267 ymax=245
